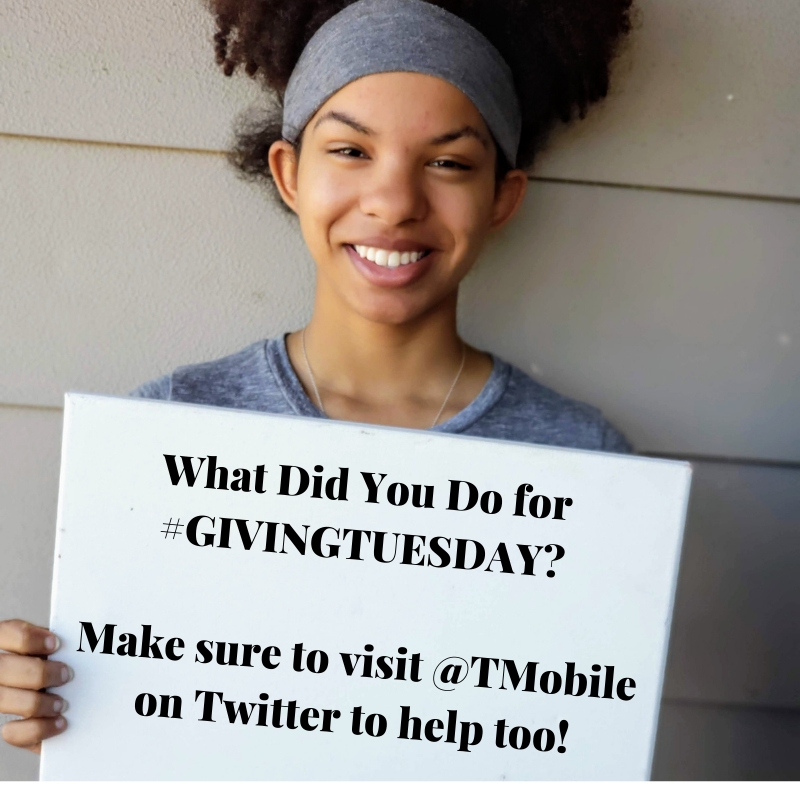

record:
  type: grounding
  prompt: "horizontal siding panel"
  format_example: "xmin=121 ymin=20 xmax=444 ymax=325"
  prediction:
xmin=2 ymin=136 xmax=800 ymax=459
xmin=0 ymin=136 xmax=316 ymax=406
xmin=1 ymin=1 xmax=798 ymax=198
xmin=0 ymin=406 xmax=61 ymax=781
xmin=0 ymin=406 xmax=61 ymax=623
xmin=535 ymin=0 xmax=800 ymax=199
xmin=661 ymin=460 xmax=800 ymax=709
xmin=460 ymin=180 xmax=800 ymax=462
xmin=0 ymin=743 xmax=37 ymax=781
xmin=652 ymin=700 xmax=800 ymax=780
xmin=0 ymin=0 xmax=262 ymax=152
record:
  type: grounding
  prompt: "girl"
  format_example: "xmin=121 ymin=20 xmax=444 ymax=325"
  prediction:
xmin=1 ymin=0 xmax=633 ymax=755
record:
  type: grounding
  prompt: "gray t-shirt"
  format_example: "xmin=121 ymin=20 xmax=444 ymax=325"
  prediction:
xmin=131 ymin=337 xmax=632 ymax=454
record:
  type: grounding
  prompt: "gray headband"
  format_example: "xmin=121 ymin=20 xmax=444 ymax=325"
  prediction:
xmin=281 ymin=0 xmax=521 ymax=167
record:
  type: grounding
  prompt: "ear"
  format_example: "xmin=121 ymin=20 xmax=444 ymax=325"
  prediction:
xmin=488 ymin=169 xmax=528 ymax=232
xmin=268 ymin=139 xmax=300 ymax=213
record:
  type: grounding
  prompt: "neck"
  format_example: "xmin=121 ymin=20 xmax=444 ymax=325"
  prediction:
xmin=301 ymin=293 xmax=464 ymax=404
xmin=285 ymin=277 xmax=494 ymax=428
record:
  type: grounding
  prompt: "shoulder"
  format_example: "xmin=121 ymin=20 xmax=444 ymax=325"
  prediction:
xmin=470 ymin=359 xmax=633 ymax=454
xmin=127 ymin=339 xmax=286 ymax=412
xmin=129 ymin=374 xmax=171 ymax=400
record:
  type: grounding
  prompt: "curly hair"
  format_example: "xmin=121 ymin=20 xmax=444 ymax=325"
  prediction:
xmin=207 ymin=0 xmax=633 ymax=212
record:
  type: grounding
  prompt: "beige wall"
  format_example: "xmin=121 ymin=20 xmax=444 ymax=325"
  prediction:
xmin=1 ymin=0 xmax=798 ymax=780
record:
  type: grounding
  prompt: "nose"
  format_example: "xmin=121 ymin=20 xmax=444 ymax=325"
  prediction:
xmin=359 ymin=154 xmax=429 ymax=225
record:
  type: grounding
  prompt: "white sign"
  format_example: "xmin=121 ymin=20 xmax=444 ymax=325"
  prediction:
xmin=41 ymin=393 xmax=691 ymax=780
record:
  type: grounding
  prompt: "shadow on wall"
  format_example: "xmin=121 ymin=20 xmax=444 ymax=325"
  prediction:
xmin=651 ymin=458 xmax=800 ymax=780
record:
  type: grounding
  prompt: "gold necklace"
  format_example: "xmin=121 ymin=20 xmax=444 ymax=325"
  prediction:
xmin=301 ymin=328 xmax=467 ymax=429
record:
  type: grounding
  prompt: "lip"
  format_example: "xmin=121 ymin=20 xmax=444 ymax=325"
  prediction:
xmin=345 ymin=243 xmax=434 ymax=288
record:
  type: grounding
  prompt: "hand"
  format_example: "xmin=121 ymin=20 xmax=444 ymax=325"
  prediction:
xmin=0 ymin=620 xmax=71 ymax=753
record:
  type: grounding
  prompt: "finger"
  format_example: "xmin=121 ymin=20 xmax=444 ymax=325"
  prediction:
xmin=1 ymin=716 xmax=66 ymax=749
xmin=0 ymin=686 xmax=67 ymax=718
xmin=0 ymin=653 xmax=72 ymax=691
xmin=0 ymin=620 xmax=59 ymax=656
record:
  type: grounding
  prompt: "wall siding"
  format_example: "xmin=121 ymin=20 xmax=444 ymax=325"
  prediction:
xmin=1 ymin=0 xmax=797 ymax=781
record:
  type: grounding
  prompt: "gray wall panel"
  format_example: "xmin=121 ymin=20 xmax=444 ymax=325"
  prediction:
xmin=0 ymin=406 xmax=61 ymax=781
xmin=536 ymin=0 xmax=800 ymax=199
xmin=662 ymin=460 xmax=800 ymax=708
xmin=462 ymin=182 xmax=800 ymax=462
xmin=0 ymin=1 xmax=262 ymax=152
xmin=652 ymin=700 xmax=800 ymax=780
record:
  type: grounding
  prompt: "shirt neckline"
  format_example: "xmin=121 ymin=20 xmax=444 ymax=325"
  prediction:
xmin=264 ymin=334 xmax=510 ymax=433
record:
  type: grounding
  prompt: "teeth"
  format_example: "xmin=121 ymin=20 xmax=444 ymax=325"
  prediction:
xmin=352 ymin=245 xmax=428 ymax=269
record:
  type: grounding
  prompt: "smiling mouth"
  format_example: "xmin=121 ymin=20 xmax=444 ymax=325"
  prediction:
xmin=349 ymin=244 xmax=433 ymax=269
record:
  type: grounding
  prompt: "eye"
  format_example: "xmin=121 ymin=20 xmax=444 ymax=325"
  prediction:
xmin=330 ymin=147 xmax=367 ymax=159
xmin=430 ymin=159 xmax=471 ymax=171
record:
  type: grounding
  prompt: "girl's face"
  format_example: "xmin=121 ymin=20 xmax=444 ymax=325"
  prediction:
xmin=270 ymin=71 xmax=527 ymax=326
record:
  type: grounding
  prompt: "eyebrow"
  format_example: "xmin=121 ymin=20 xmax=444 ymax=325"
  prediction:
xmin=429 ymin=125 xmax=489 ymax=150
xmin=313 ymin=111 xmax=490 ymax=150
xmin=313 ymin=111 xmax=374 ymax=135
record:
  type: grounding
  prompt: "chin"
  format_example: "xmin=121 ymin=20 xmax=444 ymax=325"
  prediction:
xmin=350 ymin=294 xmax=440 ymax=327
